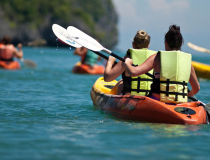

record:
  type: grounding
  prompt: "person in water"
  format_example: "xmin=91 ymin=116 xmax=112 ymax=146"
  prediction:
xmin=104 ymin=30 xmax=156 ymax=95
xmin=0 ymin=36 xmax=23 ymax=61
xmin=124 ymin=25 xmax=200 ymax=104
xmin=74 ymin=46 xmax=101 ymax=66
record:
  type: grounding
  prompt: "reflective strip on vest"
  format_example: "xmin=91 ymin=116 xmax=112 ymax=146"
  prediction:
xmin=160 ymin=51 xmax=191 ymax=103
xmin=130 ymin=48 xmax=156 ymax=96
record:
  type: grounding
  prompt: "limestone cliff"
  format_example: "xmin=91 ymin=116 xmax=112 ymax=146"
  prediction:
xmin=0 ymin=0 xmax=118 ymax=49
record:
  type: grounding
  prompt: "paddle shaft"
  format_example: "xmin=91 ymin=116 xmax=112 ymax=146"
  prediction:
xmin=94 ymin=50 xmax=153 ymax=78
xmin=109 ymin=52 xmax=153 ymax=78
xmin=92 ymin=50 xmax=117 ymax=65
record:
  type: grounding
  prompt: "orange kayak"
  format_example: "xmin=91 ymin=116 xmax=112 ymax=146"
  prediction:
xmin=90 ymin=77 xmax=208 ymax=125
xmin=72 ymin=62 xmax=104 ymax=74
xmin=0 ymin=60 xmax=20 ymax=70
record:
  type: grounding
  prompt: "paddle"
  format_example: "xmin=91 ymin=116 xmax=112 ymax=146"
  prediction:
xmin=67 ymin=26 xmax=153 ymax=78
xmin=52 ymin=24 xmax=117 ymax=64
xmin=187 ymin=42 xmax=210 ymax=54
xmin=20 ymin=58 xmax=37 ymax=68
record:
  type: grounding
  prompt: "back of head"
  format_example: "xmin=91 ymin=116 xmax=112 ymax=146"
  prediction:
xmin=0 ymin=36 xmax=11 ymax=45
xmin=165 ymin=25 xmax=183 ymax=50
xmin=133 ymin=30 xmax=150 ymax=49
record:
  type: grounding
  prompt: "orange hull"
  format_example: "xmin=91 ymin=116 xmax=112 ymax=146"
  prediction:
xmin=72 ymin=62 xmax=104 ymax=74
xmin=0 ymin=60 xmax=20 ymax=70
xmin=90 ymin=77 xmax=208 ymax=125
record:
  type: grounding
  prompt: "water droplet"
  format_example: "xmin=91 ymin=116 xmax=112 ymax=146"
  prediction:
xmin=56 ymin=38 xmax=58 ymax=41
xmin=69 ymin=47 xmax=71 ymax=50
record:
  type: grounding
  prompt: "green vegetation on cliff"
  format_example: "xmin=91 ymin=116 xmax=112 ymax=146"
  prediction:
xmin=0 ymin=0 xmax=118 ymax=48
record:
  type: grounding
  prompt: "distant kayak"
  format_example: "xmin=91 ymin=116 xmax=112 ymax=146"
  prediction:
xmin=72 ymin=62 xmax=104 ymax=74
xmin=90 ymin=77 xmax=208 ymax=125
xmin=191 ymin=61 xmax=210 ymax=79
xmin=0 ymin=60 xmax=20 ymax=70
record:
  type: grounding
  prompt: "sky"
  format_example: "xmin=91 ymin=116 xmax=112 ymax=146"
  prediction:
xmin=112 ymin=0 xmax=210 ymax=53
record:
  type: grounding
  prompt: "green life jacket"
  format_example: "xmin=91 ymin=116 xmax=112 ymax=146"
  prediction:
xmin=130 ymin=48 xmax=157 ymax=96
xmin=84 ymin=50 xmax=98 ymax=66
xmin=159 ymin=51 xmax=191 ymax=103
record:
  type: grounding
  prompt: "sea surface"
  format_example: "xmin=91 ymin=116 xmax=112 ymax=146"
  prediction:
xmin=1 ymin=46 xmax=210 ymax=160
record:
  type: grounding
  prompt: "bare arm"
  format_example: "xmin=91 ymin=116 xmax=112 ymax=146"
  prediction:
xmin=13 ymin=43 xmax=23 ymax=59
xmin=125 ymin=54 xmax=157 ymax=77
xmin=74 ymin=47 xmax=87 ymax=56
xmin=188 ymin=65 xmax=200 ymax=97
xmin=104 ymin=56 xmax=126 ymax=82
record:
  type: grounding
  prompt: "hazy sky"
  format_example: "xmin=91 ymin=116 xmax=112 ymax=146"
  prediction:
xmin=112 ymin=0 xmax=210 ymax=53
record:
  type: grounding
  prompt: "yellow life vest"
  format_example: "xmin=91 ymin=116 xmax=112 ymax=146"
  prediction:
xmin=130 ymin=48 xmax=156 ymax=96
xmin=159 ymin=51 xmax=191 ymax=103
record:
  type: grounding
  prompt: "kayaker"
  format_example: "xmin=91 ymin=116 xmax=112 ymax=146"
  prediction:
xmin=0 ymin=36 xmax=23 ymax=61
xmin=74 ymin=47 xmax=101 ymax=67
xmin=124 ymin=25 xmax=200 ymax=104
xmin=104 ymin=30 xmax=156 ymax=95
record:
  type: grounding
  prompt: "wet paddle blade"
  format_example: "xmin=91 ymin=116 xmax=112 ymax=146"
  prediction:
xmin=20 ymin=58 xmax=37 ymax=68
xmin=52 ymin=24 xmax=81 ymax=48
xmin=67 ymin=26 xmax=112 ymax=54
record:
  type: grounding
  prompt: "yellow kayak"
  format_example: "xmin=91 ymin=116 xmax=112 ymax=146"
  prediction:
xmin=191 ymin=61 xmax=210 ymax=79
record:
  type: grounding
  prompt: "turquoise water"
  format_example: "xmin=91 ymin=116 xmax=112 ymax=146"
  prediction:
xmin=1 ymin=47 xmax=210 ymax=160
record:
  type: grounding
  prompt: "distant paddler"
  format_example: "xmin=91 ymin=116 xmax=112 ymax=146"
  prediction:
xmin=74 ymin=46 xmax=102 ymax=67
xmin=0 ymin=36 xmax=23 ymax=69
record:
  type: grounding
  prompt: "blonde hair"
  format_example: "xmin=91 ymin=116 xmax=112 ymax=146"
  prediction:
xmin=133 ymin=30 xmax=150 ymax=49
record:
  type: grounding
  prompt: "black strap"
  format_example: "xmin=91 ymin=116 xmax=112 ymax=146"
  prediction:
xmin=129 ymin=76 xmax=153 ymax=95
xmin=159 ymin=79 xmax=188 ymax=101
xmin=159 ymin=80 xmax=188 ymax=86
xmin=131 ymin=78 xmax=153 ymax=82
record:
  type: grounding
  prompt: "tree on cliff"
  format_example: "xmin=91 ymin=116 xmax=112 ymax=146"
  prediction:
xmin=0 ymin=0 xmax=118 ymax=49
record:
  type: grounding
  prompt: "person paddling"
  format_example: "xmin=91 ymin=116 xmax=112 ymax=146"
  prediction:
xmin=0 ymin=36 xmax=23 ymax=61
xmin=0 ymin=36 xmax=24 ymax=69
xmin=124 ymin=25 xmax=200 ymax=104
xmin=104 ymin=30 xmax=156 ymax=95
xmin=74 ymin=46 xmax=101 ymax=67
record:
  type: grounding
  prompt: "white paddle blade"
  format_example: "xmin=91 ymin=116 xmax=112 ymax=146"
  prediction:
xmin=67 ymin=26 xmax=111 ymax=53
xmin=52 ymin=24 xmax=81 ymax=48
xmin=187 ymin=42 xmax=210 ymax=53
